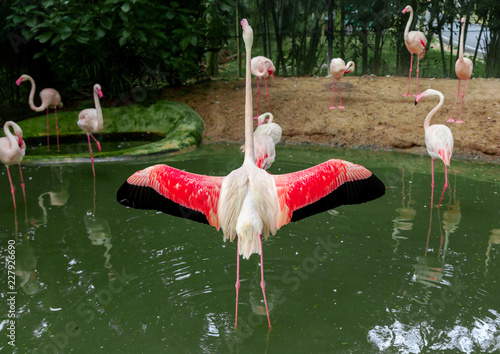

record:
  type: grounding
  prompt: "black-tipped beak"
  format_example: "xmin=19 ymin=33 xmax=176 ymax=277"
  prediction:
xmin=414 ymin=100 xmax=418 ymax=106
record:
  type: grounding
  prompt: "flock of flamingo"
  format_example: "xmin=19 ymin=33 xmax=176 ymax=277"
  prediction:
xmin=1 ymin=6 xmax=474 ymax=328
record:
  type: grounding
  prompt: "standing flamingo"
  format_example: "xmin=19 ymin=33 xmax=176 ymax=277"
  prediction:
xmin=16 ymin=74 xmax=63 ymax=151
xmin=402 ymin=5 xmax=427 ymax=97
xmin=449 ymin=17 xmax=473 ymax=124
xmin=251 ymin=56 xmax=275 ymax=118
xmin=241 ymin=112 xmax=281 ymax=170
xmin=0 ymin=121 xmax=27 ymax=227
xmin=329 ymin=58 xmax=355 ymax=109
xmin=415 ymin=89 xmax=453 ymax=208
xmin=116 ymin=19 xmax=385 ymax=329
xmin=78 ymin=84 xmax=104 ymax=178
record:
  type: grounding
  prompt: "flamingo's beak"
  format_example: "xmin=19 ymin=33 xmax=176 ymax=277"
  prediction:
xmin=16 ymin=77 xmax=23 ymax=86
xmin=97 ymin=89 xmax=103 ymax=98
xmin=268 ymin=69 xmax=275 ymax=79
xmin=402 ymin=8 xmax=408 ymax=14
xmin=241 ymin=19 xmax=248 ymax=30
xmin=18 ymin=136 xmax=24 ymax=148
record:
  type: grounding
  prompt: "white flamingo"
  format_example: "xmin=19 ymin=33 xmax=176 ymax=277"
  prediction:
xmin=329 ymin=58 xmax=355 ymax=109
xmin=402 ymin=5 xmax=428 ymax=97
xmin=78 ymin=84 xmax=104 ymax=178
xmin=415 ymin=89 xmax=454 ymax=208
xmin=0 ymin=121 xmax=27 ymax=210
xmin=449 ymin=17 xmax=473 ymax=124
xmin=16 ymin=74 xmax=63 ymax=151
xmin=117 ymin=19 xmax=385 ymax=328
xmin=251 ymin=56 xmax=275 ymax=117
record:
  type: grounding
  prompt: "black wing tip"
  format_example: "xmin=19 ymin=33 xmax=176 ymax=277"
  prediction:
xmin=116 ymin=181 xmax=210 ymax=225
xmin=290 ymin=172 xmax=386 ymax=222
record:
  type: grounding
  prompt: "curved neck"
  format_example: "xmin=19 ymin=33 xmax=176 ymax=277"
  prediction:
xmin=94 ymin=88 xmax=103 ymax=129
xmin=346 ymin=61 xmax=355 ymax=73
xmin=424 ymin=93 xmax=444 ymax=131
xmin=458 ymin=20 xmax=465 ymax=61
xmin=404 ymin=7 xmax=413 ymax=39
xmin=25 ymin=75 xmax=45 ymax=112
xmin=4 ymin=122 xmax=19 ymax=151
xmin=244 ymin=32 xmax=255 ymax=162
xmin=259 ymin=112 xmax=273 ymax=125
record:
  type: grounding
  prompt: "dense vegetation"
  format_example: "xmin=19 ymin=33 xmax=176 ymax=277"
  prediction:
xmin=1 ymin=0 xmax=499 ymax=110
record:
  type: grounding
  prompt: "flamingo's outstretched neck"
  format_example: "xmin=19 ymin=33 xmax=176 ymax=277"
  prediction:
xmin=94 ymin=84 xmax=104 ymax=131
xmin=403 ymin=6 xmax=413 ymax=40
xmin=415 ymin=89 xmax=444 ymax=131
xmin=241 ymin=19 xmax=255 ymax=164
xmin=458 ymin=17 xmax=466 ymax=61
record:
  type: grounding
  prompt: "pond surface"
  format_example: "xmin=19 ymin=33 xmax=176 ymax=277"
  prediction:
xmin=25 ymin=133 xmax=164 ymax=156
xmin=0 ymin=145 xmax=499 ymax=353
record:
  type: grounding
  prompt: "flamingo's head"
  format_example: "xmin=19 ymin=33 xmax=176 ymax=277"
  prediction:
xmin=461 ymin=17 xmax=465 ymax=24
xmin=18 ymin=136 xmax=25 ymax=150
xmin=414 ymin=89 xmax=431 ymax=105
xmin=241 ymin=18 xmax=253 ymax=47
xmin=95 ymin=84 xmax=103 ymax=99
xmin=16 ymin=75 xmax=27 ymax=86
xmin=402 ymin=5 xmax=411 ymax=14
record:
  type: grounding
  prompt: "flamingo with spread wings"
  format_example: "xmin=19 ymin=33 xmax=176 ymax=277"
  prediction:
xmin=117 ymin=19 xmax=385 ymax=328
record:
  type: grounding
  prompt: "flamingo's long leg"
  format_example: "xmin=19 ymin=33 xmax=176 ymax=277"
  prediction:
xmin=264 ymin=77 xmax=270 ymax=113
xmin=403 ymin=54 xmax=413 ymax=97
xmin=235 ymin=237 xmax=241 ymax=328
xmin=18 ymin=164 xmax=27 ymax=223
xmin=55 ymin=107 xmax=60 ymax=151
xmin=6 ymin=166 xmax=16 ymax=210
xmin=260 ymin=235 xmax=271 ymax=328
xmin=414 ymin=55 xmax=421 ymax=97
xmin=448 ymin=80 xmax=461 ymax=123
xmin=46 ymin=109 xmax=50 ymax=151
xmin=87 ymin=133 xmax=96 ymax=178
xmin=329 ymin=78 xmax=336 ymax=110
xmin=89 ymin=133 xmax=102 ymax=152
xmin=430 ymin=159 xmax=435 ymax=209
xmin=457 ymin=80 xmax=466 ymax=124
xmin=338 ymin=79 xmax=344 ymax=109
xmin=438 ymin=164 xmax=448 ymax=207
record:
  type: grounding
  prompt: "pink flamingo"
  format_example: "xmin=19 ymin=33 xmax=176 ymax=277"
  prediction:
xmin=415 ymin=89 xmax=454 ymax=208
xmin=402 ymin=5 xmax=427 ymax=97
xmin=0 ymin=121 xmax=27 ymax=222
xmin=251 ymin=56 xmax=275 ymax=118
xmin=117 ymin=19 xmax=385 ymax=329
xmin=16 ymin=74 xmax=63 ymax=151
xmin=78 ymin=84 xmax=104 ymax=178
xmin=329 ymin=58 xmax=355 ymax=109
xmin=449 ymin=17 xmax=473 ymax=124
xmin=254 ymin=112 xmax=282 ymax=144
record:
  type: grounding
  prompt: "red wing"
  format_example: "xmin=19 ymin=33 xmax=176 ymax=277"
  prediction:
xmin=117 ymin=164 xmax=223 ymax=228
xmin=273 ymin=159 xmax=385 ymax=228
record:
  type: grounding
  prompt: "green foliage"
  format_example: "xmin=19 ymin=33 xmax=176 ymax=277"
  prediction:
xmin=6 ymin=0 xmax=205 ymax=97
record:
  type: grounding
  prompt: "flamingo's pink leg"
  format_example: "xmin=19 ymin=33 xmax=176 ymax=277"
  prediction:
xmin=18 ymin=164 xmax=26 ymax=205
xmin=438 ymin=164 xmax=448 ymax=207
xmin=6 ymin=166 xmax=17 ymax=210
xmin=54 ymin=107 xmax=60 ymax=151
xmin=403 ymin=54 xmax=413 ymax=97
xmin=89 ymin=133 xmax=102 ymax=152
xmin=329 ymin=78 xmax=336 ymax=110
xmin=46 ymin=109 xmax=50 ymax=151
xmin=414 ymin=55 xmax=420 ymax=97
xmin=264 ymin=77 xmax=271 ymax=113
xmin=448 ymin=80 xmax=461 ymax=123
xmin=338 ymin=79 xmax=345 ymax=109
xmin=260 ymin=235 xmax=271 ymax=328
xmin=456 ymin=80 xmax=466 ymax=124
xmin=19 ymin=164 xmax=27 ymax=223
xmin=255 ymin=77 xmax=261 ymax=119
xmin=87 ymin=133 xmax=96 ymax=178
xmin=235 ymin=237 xmax=240 ymax=328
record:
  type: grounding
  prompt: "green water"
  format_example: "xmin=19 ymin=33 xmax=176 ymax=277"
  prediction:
xmin=0 ymin=145 xmax=499 ymax=353
xmin=25 ymin=133 xmax=164 ymax=156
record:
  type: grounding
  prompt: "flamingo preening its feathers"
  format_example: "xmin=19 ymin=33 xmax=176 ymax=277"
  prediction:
xmin=117 ymin=19 xmax=385 ymax=328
